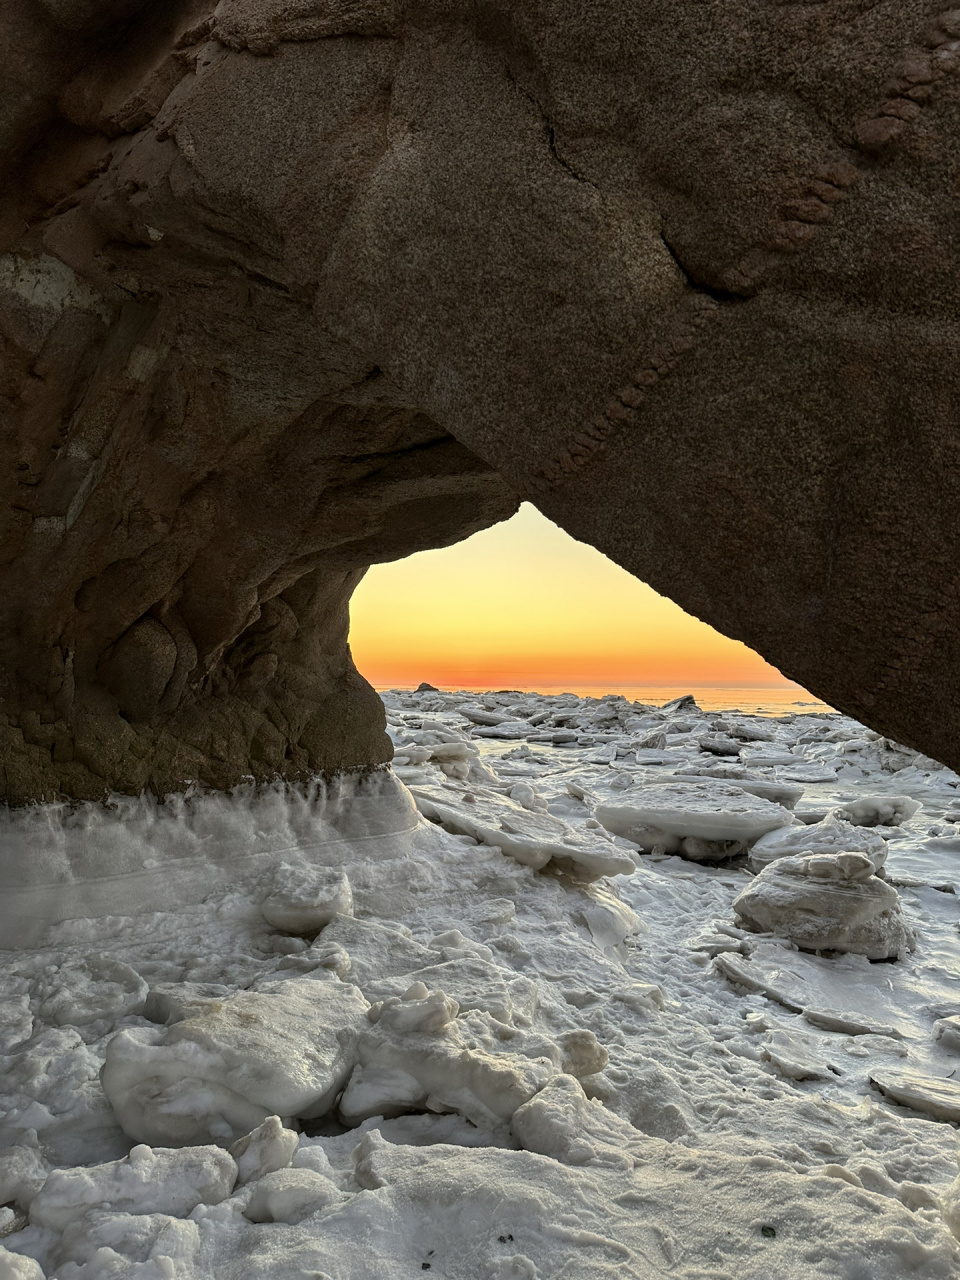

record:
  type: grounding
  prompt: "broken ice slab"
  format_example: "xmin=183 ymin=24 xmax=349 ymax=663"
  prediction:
xmin=596 ymin=777 xmax=796 ymax=862
xmin=712 ymin=953 xmax=805 ymax=1013
xmin=803 ymin=1008 xmax=904 ymax=1039
xmin=410 ymin=782 xmax=635 ymax=879
xmin=869 ymin=1068 xmax=960 ymax=1123
xmin=101 ymin=978 xmax=369 ymax=1145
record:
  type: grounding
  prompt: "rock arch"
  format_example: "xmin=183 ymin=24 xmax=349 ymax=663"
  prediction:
xmin=3 ymin=0 xmax=960 ymax=799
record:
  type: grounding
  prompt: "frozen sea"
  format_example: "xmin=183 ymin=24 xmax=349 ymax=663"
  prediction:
xmin=1 ymin=687 xmax=959 ymax=1278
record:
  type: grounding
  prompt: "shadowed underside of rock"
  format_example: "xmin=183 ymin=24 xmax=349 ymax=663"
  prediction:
xmin=2 ymin=0 xmax=960 ymax=800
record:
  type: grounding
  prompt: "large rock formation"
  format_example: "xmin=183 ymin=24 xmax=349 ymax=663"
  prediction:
xmin=3 ymin=0 xmax=960 ymax=800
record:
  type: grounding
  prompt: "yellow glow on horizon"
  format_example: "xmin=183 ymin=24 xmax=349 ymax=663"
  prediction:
xmin=349 ymin=503 xmax=802 ymax=692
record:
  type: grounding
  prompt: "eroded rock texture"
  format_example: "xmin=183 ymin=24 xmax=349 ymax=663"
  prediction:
xmin=3 ymin=0 xmax=960 ymax=798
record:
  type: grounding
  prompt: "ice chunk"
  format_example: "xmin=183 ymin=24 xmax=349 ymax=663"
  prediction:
xmin=32 ymin=955 xmax=147 ymax=1027
xmin=320 ymin=916 xmax=432 ymax=983
xmin=410 ymin=783 xmax=635 ymax=879
xmin=674 ymin=767 xmax=804 ymax=810
xmin=243 ymin=1168 xmax=342 ymax=1223
xmin=101 ymin=978 xmax=369 ymax=1145
xmin=713 ymin=953 xmax=805 ymax=1013
xmin=456 ymin=706 xmax=519 ymax=726
xmin=511 ymin=1075 xmax=640 ymax=1169
xmin=339 ymin=986 xmax=558 ymax=1128
xmin=555 ymin=1029 xmax=608 ymax=1078
xmin=596 ymin=778 xmax=796 ymax=861
xmin=579 ymin=886 xmax=641 ymax=955
xmin=259 ymin=864 xmax=353 ymax=934
xmin=748 ymin=815 xmax=887 ymax=873
xmin=0 ymin=1248 xmax=44 ymax=1279
xmin=229 ymin=1115 xmax=299 ymax=1184
xmin=30 ymin=1143 xmax=236 ymax=1230
xmin=761 ymin=1030 xmax=833 ymax=1081
xmin=733 ymin=853 xmax=915 ymax=959
xmin=0 ymin=1145 xmax=48 ymax=1209
xmin=833 ymin=795 xmax=922 ymax=827
xmin=361 ymin=955 xmax=539 ymax=1027
xmin=870 ymin=1068 xmax=960 ymax=1123
xmin=369 ymin=987 xmax=460 ymax=1034
xmin=933 ymin=1015 xmax=960 ymax=1054
xmin=0 ymin=997 xmax=32 ymax=1052
xmin=698 ymin=733 xmax=742 ymax=756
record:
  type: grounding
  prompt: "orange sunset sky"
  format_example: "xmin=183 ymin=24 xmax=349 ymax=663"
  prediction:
xmin=350 ymin=503 xmax=807 ymax=695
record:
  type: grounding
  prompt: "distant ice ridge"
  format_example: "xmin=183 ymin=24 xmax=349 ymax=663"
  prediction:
xmin=0 ymin=772 xmax=418 ymax=948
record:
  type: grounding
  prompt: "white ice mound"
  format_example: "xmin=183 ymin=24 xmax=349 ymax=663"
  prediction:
xmin=259 ymin=863 xmax=353 ymax=934
xmin=748 ymin=816 xmax=888 ymax=873
xmin=732 ymin=852 xmax=916 ymax=959
xmin=31 ymin=954 xmax=148 ymax=1027
xmin=101 ymin=977 xmax=369 ymax=1145
xmin=29 ymin=1143 xmax=236 ymax=1230
xmin=833 ymin=795 xmax=922 ymax=827
xmin=595 ymin=779 xmax=796 ymax=862
xmin=510 ymin=1074 xmax=643 ymax=1169
xmin=409 ymin=781 xmax=635 ymax=879
xmin=339 ymin=984 xmax=558 ymax=1128
xmin=0 ymin=1247 xmax=43 ymax=1279
xmin=243 ymin=1167 xmax=343 ymax=1224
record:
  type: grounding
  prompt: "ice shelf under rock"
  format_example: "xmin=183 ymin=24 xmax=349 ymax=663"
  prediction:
xmin=733 ymin=852 xmax=915 ymax=959
xmin=258 ymin=863 xmax=353 ymax=934
xmin=595 ymin=778 xmax=797 ymax=862
xmin=101 ymin=978 xmax=369 ymax=1145
xmin=339 ymin=984 xmax=559 ymax=1127
xmin=748 ymin=814 xmax=888 ymax=873
xmin=409 ymin=781 xmax=636 ymax=878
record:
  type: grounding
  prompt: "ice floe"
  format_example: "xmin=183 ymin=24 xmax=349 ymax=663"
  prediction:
xmin=748 ymin=812 xmax=889 ymax=873
xmin=595 ymin=777 xmax=796 ymax=861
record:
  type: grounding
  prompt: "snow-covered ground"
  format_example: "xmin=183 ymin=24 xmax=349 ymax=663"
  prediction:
xmin=2 ymin=687 xmax=960 ymax=1278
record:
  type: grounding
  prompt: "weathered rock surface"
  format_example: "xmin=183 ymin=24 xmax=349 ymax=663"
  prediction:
xmin=3 ymin=0 xmax=960 ymax=799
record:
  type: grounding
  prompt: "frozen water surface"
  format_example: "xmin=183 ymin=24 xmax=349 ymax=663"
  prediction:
xmin=1 ymin=688 xmax=959 ymax=1277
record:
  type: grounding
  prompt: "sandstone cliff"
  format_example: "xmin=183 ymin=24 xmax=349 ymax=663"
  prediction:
xmin=3 ymin=0 xmax=960 ymax=798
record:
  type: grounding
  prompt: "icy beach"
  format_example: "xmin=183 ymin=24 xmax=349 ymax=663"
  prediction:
xmin=1 ymin=687 xmax=960 ymax=1278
